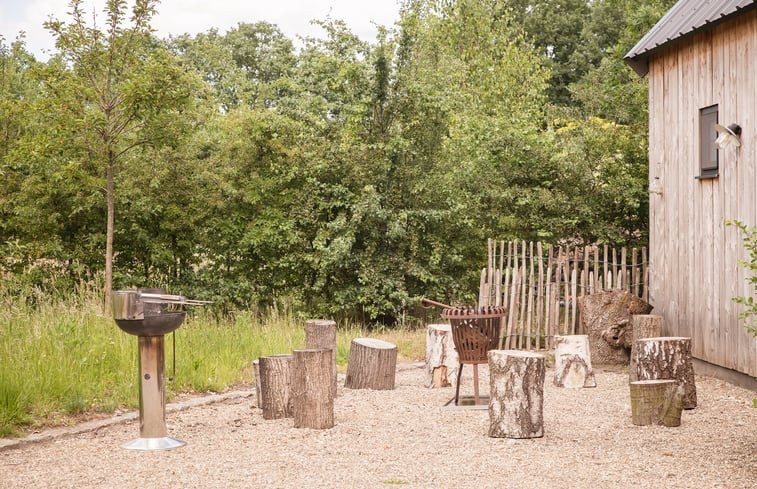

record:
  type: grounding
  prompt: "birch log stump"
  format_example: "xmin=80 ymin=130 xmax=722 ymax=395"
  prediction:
xmin=635 ymin=337 xmax=697 ymax=409
xmin=629 ymin=315 xmax=663 ymax=382
xmin=305 ymin=319 xmax=338 ymax=398
xmin=292 ymin=348 xmax=334 ymax=429
xmin=425 ymin=324 xmax=459 ymax=388
xmin=553 ymin=335 xmax=596 ymax=388
xmin=488 ymin=350 xmax=545 ymax=439
xmin=345 ymin=338 xmax=397 ymax=390
xmin=259 ymin=354 xmax=293 ymax=419
xmin=629 ymin=379 xmax=684 ymax=427
xmin=252 ymin=358 xmax=261 ymax=408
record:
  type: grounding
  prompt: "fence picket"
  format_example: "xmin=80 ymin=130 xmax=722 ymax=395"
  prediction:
xmin=482 ymin=240 xmax=648 ymax=351
xmin=544 ymin=245 xmax=553 ymax=349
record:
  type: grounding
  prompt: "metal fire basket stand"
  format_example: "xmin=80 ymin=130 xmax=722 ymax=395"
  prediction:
xmin=422 ymin=298 xmax=507 ymax=407
xmin=112 ymin=288 xmax=209 ymax=451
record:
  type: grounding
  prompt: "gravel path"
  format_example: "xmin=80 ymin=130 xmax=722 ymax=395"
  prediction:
xmin=1 ymin=363 xmax=755 ymax=489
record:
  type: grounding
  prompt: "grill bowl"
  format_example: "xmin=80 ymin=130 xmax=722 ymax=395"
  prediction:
xmin=115 ymin=311 xmax=186 ymax=336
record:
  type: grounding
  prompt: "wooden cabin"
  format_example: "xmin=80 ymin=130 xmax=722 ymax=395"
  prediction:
xmin=625 ymin=0 xmax=757 ymax=387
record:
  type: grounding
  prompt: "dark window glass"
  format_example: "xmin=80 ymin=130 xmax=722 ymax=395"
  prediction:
xmin=700 ymin=105 xmax=718 ymax=178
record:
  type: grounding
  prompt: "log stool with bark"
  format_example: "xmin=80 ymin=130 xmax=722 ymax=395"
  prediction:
xmin=345 ymin=338 xmax=397 ymax=390
xmin=577 ymin=290 xmax=652 ymax=365
xmin=635 ymin=337 xmax=697 ymax=409
xmin=425 ymin=324 xmax=459 ymax=388
xmin=629 ymin=315 xmax=663 ymax=382
xmin=292 ymin=348 xmax=334 ymax=429
xmin=487 ymin=350 xmax=545 ymax=439
xmin=630 ymin=379 xmax=684 ymax=427
xmin=305 ymin=319 xmax=338 ymax=398
xmin=553 ymin=335 xmax=596 ymax=388
xmin=259 ymin=354 xmax=293 ymax=419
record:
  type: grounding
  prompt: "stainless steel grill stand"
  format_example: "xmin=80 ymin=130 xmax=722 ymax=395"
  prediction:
xmin=121 ymin=334 xmax=185 ymax=451
xmin=112 ymin=289 xmax=209 ymax=451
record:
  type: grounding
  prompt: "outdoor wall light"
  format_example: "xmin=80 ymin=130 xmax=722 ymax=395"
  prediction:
xmin=715 ymin=123 xmax=741 ymax=149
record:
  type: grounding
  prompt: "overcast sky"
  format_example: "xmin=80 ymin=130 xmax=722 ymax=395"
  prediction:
xmin=0 ymin=0 xmax=403 ymax=59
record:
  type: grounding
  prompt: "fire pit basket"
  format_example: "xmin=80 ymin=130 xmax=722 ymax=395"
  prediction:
xmin=422 ymin=299 xmax=507 ymax=406
xmin=441 ymin=306 xmax=507 ymax=364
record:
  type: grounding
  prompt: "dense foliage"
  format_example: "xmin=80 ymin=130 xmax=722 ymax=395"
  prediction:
xmin=729 ymin=221 xmax=757 ymax=337
xmin=0 ymin=0 xmax=674 ymax=322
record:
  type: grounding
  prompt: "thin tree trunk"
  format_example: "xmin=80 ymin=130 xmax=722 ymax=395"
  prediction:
xmin=105 ymin=154 xmax=115 ymax=314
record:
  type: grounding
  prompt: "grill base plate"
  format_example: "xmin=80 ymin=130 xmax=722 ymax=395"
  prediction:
xmin=121 ymin=436 xmax=186 ymax=451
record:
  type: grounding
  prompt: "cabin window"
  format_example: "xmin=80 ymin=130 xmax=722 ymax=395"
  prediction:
xmin=699 ymin=105 xmax=719 ymax=178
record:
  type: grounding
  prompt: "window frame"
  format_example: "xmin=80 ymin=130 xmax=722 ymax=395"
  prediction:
xmin=699 ymin=104 xmax=719 ymax=179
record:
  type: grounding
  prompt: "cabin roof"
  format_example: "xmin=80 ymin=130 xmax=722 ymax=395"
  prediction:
xmin=624 ymin=0 xmax=757 ymax=76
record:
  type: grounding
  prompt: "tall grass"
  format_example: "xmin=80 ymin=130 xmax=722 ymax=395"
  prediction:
xmin=0 ymin=283 xmax=425 ymax=437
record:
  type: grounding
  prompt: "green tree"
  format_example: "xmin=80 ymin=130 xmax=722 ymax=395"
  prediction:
xmin=502 ymin=0 xmax=591 ymax=105
xmin=0 ymin=35 xmax=39 ymax=265
xmin=40 ymin=0 xmax=201 ymax=308
xmin=728 ymin=221 xmax=757 ymax=337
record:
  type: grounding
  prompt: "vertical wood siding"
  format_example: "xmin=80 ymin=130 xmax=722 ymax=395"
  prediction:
xmin=647 ymin=10 xmax=757 ymax=377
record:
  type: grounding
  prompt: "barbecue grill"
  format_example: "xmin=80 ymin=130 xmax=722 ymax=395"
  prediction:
xmin=112 ymin=288 xmax=209 ymax=451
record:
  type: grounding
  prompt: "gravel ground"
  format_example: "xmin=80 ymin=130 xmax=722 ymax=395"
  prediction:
xmin=1 ymin=363 xmax=755 ymax=489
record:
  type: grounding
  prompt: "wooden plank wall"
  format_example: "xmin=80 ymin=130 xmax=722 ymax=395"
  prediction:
xmin=479 ymin=240 xmax=648 ymax=351
xmin=647 ymin=9 xmax=757 ymax=377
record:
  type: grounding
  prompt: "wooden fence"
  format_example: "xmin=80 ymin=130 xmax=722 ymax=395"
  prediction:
xmin=479 ymin=240 xmax=649 ymax=351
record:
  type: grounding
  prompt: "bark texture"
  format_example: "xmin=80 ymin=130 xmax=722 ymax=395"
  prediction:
xmin=635 ymin=337 xmax=697 ymax=409
xmin=344 ymin=338 xmax=397 ymax=390
xmin=305 ymin=319 xmax=338 ymax=398
xmin=553 ymin=335 xmax=596 ymax=388
xmin=259 ymin=354 xmax=293 ymax=420
xmin=425 ymin=324 xmax=459 ymax=388
xmin=629 ymin=315 xmax=664 ymax=382
xmin=577 ymin=290 xmax=653 ymax=364
xmin=487 ymin=350 xmax=545 ymax=439
xmin=629 ymin=379 xmax=684 ymax=427
xmin=292 ymin=348 xmax=334 ymax=429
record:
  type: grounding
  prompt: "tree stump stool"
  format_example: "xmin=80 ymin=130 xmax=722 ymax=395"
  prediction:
xmin=635 ymin=337 xmax=697 ymax=409
xmin=259 ymin=354 xmax=293 ymax=419
xmin=630 ymin=379 xmax=684 ymax=427
xmin=425 ymin=324 xmax=459 ymax=388
xmin=487 ymin=350 xmax=545 ymax=439
xmin=344 ymin=338 xmax=397 ymax=390
xmin=292 ymin=348 xmax=334 ymax=429
xmin=305 ymin=319 xmax=338 ymax=398
xmin=252 ymin=358 xmax=262 ymax=408
xmin=553 ymin=334 xmax=596 ymax=388
xmin=629 ymin=315 xmax=663 ymax=382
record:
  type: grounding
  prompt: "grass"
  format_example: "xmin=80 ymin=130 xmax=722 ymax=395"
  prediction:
xmin=0 ymin=284 xmax=425 ymax=437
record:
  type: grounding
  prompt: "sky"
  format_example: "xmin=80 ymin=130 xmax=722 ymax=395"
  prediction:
xmin=0 ymin=0 xmax=403 ymax=59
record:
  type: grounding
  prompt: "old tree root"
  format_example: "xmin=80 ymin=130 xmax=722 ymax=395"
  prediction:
xmin=578 ymin=290 xmax=652 ymax=364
